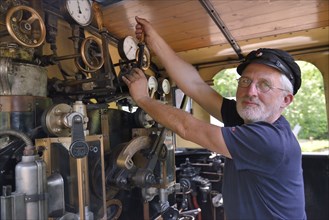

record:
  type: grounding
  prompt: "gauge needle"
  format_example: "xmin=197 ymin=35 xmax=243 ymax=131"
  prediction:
xmin=150 ymin=88 xmax=156 ymax=99
xmin=127 ymin=46 xmax=133 ymax=53
xmin=77 ymin=1 xmax=82 ymax=13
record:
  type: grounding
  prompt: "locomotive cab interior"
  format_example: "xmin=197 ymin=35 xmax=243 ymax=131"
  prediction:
xmin=0 ymin=0 xmax=328 ymax=219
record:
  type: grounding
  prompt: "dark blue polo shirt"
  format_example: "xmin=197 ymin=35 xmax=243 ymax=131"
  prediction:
xmin=221 ymin=98 xmax=306 ymax=220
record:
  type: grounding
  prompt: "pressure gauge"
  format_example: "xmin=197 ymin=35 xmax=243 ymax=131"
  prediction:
xmin=158 ymin=78 xmax=171 ymax=95
xmin=147 ymin=76 xmax=158 ymax=98
xmin=118 ymin=36 xmax=139 ymax=61
xmin=61 ymin=0 xmax=93 ymax=26
xmin=147 ymin=76 xmax=158 ymax=91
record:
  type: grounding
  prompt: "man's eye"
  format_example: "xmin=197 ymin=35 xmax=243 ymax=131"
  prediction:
xmin=259 ymin=81 xmax=271 ymax=89
xmin=241 ymin=78 xmax=250 ymax=84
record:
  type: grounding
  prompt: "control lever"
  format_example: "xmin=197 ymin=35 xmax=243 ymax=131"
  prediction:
xmin=131 ymin=128 xmax=167 ymax=187
xmin=69 ymin=114 xmax=89 ymax=158
xmin=136 ymin=32 xmax=145 ymax=69
xmin=136 ymin=32 xmax=151 ymax=70
xmin=92 ymin=2 xmax=117 ymax=91
xmin=137 ymin=42 xmax=145 ymax=69
xmin=147 ymin=127 xmax=167 ymax=170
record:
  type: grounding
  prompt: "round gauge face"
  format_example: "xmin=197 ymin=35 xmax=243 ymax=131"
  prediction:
xmin=118 ymin=36 xmax=139 ymax=61
xmin=64 ymin=0 xmax=92 ymax=26
xmin=147 ymin=76 xmax=158 ymax=92
xmin=160 ymin=78 xmax=171 ymax=95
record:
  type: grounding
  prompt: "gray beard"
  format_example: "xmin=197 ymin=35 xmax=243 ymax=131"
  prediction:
xmin=236 ymin=99 xmax=273 ymax=123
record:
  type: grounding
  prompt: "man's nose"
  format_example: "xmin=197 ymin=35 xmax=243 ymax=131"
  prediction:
xmin=246 ymin=82 xmax=259 ymax=95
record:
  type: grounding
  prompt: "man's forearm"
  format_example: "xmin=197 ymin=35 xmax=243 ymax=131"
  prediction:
xmin=136 ymin=96 xmax=190 ymax=139
xmin=136 ymin=96 xmax=230 ymax=157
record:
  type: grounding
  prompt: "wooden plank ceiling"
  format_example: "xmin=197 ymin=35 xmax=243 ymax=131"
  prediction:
xmin=102 ymin=0 xmax=328 ymax=67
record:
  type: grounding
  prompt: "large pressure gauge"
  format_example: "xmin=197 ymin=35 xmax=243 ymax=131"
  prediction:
xmin=61 ymin=0 xmax=93 ymax=26
xmin=118 ymin=36 xmax=139 ymax=61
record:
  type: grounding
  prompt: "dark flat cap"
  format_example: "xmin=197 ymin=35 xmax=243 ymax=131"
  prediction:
xmin=237 ymin=48 xmax=301 ymax=95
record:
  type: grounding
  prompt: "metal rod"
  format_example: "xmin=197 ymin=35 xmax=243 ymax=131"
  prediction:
xmin=199 ymin=0 xmax=243 ymax=60
xmin=54 ymin=54 xmax=80 ymax=61
xmin=77 ymin=158 xmax=85 ymax=220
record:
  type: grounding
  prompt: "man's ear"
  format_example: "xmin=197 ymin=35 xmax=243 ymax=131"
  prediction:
xmin=281 ymin=93 xmax=294 ymax=108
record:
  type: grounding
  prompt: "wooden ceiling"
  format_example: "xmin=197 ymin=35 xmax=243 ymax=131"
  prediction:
xmin=101 ymin=0 xmax=329 ymax=67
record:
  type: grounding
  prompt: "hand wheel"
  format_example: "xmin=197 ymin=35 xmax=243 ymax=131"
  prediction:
xmin=6 ymin=5 xmax=46 ymax=47
xmin=75 ymin=36 xmax=104 ymax=72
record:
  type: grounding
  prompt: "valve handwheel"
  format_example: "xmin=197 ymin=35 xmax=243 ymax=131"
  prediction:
xmin=80 ymin=36 xmax=104 ymax=71
xmin=6 ymin=5 xmax=46 ymax=47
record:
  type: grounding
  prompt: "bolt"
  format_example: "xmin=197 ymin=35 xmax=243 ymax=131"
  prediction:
xmin=120 ymin=179 xmax=127 ymax=185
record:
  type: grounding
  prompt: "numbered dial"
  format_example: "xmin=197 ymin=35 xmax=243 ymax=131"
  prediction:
xmin=62 ymin=0 xmax=92 ymax=26
xmin=147 ymin=76 xmax=158 ymax=98
xmin=158 ymin=78 xmax=171 ymax=95
xmin=118 ymin=36 xmax=139 ymax=61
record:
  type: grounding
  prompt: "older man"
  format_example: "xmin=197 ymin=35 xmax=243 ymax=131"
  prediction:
xmin=123 ymin=16 xmax=306 ymax=220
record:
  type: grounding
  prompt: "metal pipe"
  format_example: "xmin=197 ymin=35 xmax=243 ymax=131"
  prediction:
xmin=199 ymin=0 xmax=243 ymax=60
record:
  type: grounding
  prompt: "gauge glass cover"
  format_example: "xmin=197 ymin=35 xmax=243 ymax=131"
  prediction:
xmin=65 ymin=0 xmax=92 ymax=26
xmin=161 ymin=79 xmax=171 ymax=95
xmin=148 ymin=76 xmax=158 ymax=91
xmin=118 ymin=36 xmax=139 ymax=60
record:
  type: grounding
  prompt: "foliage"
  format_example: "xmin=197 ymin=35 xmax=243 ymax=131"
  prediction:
xmin=212 ymin=61 xmax=328 ymax=140
xmin=284 ymin=61 xmax=328 ymax=139
xmin=212 ymin=68 xmax=239 ymax=98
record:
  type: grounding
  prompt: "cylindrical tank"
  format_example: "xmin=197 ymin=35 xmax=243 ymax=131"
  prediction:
xmin=0 ymin=95 xmax=52 ymax=134
xmin=15 ymin=155 xmax=48 ymax=220
xmin=0 ymin=56 xmax=51 ymax=135
xmin=0 ymin=57 xmax=48 ymax=96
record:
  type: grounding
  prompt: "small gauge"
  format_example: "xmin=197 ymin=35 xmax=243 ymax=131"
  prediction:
xmin=118 ymin=36 xmax=139 ymax=61
xmin=147 ymin=76 xmax=158 ymax=98
xmin=148 ymin=75 xmax=158 ymax=91
xmin=61 ymin=0 xmax=93 ymax=26
xmin=158 ymin=78 xmax=171 ymax=95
